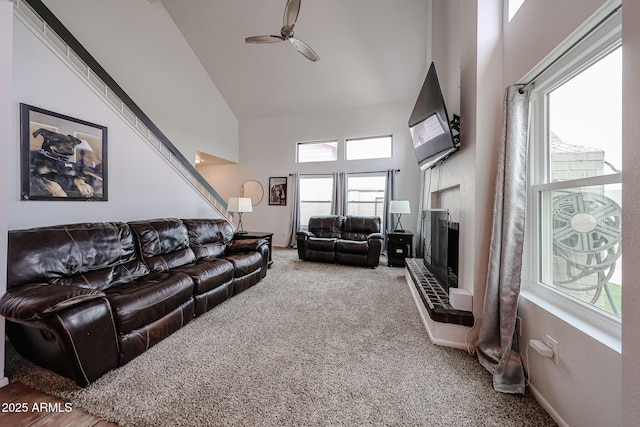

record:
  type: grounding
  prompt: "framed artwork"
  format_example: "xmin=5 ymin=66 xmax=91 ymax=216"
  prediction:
xmin=20 ymin=103 xmax=108 ymax=201
xmin=268 ymin=176 xmax=287 ymax=206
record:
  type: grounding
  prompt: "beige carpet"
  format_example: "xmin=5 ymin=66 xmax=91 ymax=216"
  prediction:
xmin=6 ymin=248 xmax=556 ymax=426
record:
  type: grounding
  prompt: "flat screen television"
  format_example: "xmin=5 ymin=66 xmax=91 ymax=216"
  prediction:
xmin=408 ymin=62 xmax=460 ymax=171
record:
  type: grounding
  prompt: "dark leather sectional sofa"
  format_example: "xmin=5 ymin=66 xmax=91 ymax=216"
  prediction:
xmin=0 ymin=218 xmax=269 ymax=386
xmin=296 ymin=215 xmax=383 ymax=267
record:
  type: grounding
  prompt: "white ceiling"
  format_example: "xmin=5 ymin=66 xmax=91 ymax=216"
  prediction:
xmin=159 ymin=0 xmax=432 ymax=121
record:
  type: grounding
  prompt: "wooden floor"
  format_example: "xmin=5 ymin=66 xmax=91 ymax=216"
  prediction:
xmin=0 ymin=382 xmax=117 ymax=427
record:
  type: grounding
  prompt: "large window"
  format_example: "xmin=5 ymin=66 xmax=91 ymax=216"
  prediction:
xmin=296 ymin=140 xmax=338 ymax=163
xmin=347 ymin=174 xmax=386 ymax=229
xmin=528 ymin=13 xmax=622 ymax=325
xmin=299 ymin=175 xmax=333 ymax=228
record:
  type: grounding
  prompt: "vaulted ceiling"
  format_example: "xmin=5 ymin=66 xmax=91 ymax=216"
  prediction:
xmin=159 ymin=0 xmax=432 ymax=121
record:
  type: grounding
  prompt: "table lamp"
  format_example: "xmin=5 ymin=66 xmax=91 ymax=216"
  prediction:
xmin=389 ymin=200 xmax=410 ymax=233
xmin=227 ymin=197 xmax=252 ymax=234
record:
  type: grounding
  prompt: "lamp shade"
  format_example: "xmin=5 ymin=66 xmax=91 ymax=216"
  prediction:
xmin=227 ymin=197 xmax=253 ymax=213
xmin=389 ymin=200 xmax=411 ymax=214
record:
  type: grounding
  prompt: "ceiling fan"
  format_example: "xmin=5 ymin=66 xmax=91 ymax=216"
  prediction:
xmin=245 ymin=0 xmax=320 ymax=62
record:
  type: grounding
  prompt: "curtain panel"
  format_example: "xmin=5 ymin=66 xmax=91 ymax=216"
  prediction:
xmin=287 ymin=173 xmax=300 ymax=248
xmin=475 ymin=85 xmax=531 ymax=394
xmin=331 ymin=172 xmax=346 ymax=216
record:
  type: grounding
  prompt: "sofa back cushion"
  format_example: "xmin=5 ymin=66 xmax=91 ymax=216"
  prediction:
xmin=7 ymin=222 xmax=148 ymax=290
xmin=182 ymin=218 xmax=234 ymax=259
xmin=129 ymin=219 xmax=196 ymax=272
xmin=308 ymin=216 xmax=344 ymax=238
xmin=342 ymin=216 xmax=381 ymax=241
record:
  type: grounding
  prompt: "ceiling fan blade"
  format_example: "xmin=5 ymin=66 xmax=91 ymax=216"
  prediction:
xmin=283 ymin=0 xmax=301 ymax=30
xmin=245 ymin=35 xmax=285 ymax=44
xmin=289 ymin=37 xmax=320 ymax=62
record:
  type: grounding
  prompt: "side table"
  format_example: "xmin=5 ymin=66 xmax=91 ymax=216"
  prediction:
xmin=233 ymin=231 xmax=273 ymax=267
xmin=387 ymin=231 xmax=413 ymax=267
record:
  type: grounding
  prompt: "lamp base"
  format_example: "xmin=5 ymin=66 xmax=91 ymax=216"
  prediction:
xmin=235 ymin=230 xmax=248 ymax=235
xmin=392 ymin=228 xmax=406 ymax=233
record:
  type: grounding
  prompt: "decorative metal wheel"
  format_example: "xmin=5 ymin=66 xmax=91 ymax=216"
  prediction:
xmin=551 ymin=191 xmax=622 ymax=315
xmin=552 ymin=191 xmax=621 ymax=256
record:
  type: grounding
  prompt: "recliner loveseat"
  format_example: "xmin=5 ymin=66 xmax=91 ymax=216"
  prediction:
xmin=296 ymin=215 xmax=383 ymax=267
xmin=0 ymin=217 xmax=268 ymax=386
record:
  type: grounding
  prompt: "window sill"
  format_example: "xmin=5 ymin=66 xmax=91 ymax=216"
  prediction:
xmin=520 ymin=285 xmax=621 ymax=354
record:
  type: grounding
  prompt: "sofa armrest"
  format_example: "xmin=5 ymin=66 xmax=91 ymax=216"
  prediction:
xmin=295 ymin=231 xmax=315 ymax=260
xmin=296 ymin=230 xmax=316 ymax=239
xmin=226 ymin=238 xmax=267 ymax=253
xmin=368 ymin=232 xmax=384 ymax=241
xmin=0 ymin=283 xmax=105 ymax=322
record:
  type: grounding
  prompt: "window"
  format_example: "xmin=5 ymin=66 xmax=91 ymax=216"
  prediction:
xmin=347 ymin=174 xmax=386 ymax=230
xmin=345 ymin=136 xmax=392 ymax=160
xmin=528 ymin=13 xmax=622 ymax=325
xmin=296 ymin=140 xmax=338 ymax=163
xmin=299 ymin=175 xmax=333 ymax=228
xmin=508 ymin=0 xmax=526 ymax=21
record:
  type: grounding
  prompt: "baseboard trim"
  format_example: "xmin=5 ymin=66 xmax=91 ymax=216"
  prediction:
xmin=528 ymin=383 xmax=569 ymax=427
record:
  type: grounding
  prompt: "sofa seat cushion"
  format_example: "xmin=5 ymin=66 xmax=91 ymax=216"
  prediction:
xmin=175 ymin=258 xmax=234 ymax=296
xmin=224 ymin=252 xmax=262 ymax=277
xmin=307 ymin=237 xmax=337 ymax=252
xmin=105 ymin=272 xmax=194 ymax=334
xmin=336 ymin=239 xmax=369 ymax=255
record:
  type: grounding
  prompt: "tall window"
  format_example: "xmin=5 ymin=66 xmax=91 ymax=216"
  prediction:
xmin=299 ymin=175 xmax=333 ymax=228
xmin=347 ymin=174 xmax=386 ymax=230
xmin=528 ymin=14 xmax=622 ymax=323
xmin=296 ymin=140 xmax=338 ymax=163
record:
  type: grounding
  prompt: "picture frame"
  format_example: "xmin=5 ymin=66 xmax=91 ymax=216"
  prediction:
xmin=20 ymin=103 xmax=108 ymax=201
xmin=268 ymin=176 xmax=287 ymax=206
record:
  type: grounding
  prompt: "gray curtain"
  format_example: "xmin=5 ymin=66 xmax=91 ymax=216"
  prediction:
xmin=287 ymin=173 xmax=300 ymax=248
xmin=476 ymin=85 xmax=531 ymax=394
xmin=384 ymin=169 xmax=397 ymax=234
xmin=331 ymin=172 xmax=347 ymax=215
xmin=383 ymin=169 xmax=397 ymax=253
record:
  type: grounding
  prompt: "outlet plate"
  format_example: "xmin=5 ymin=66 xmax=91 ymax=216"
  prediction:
xmin=546 ymin=335 xmax=559 ymax=365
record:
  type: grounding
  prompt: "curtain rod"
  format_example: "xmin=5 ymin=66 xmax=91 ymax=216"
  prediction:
xmin=289 ymin=169 xmax=400 ymax=177
xmin=519 ymin=4 xmax=621 ymax=93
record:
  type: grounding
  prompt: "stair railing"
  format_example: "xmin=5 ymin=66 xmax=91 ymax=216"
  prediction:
xmin=14 ymin=0 xmax=233 ymax=222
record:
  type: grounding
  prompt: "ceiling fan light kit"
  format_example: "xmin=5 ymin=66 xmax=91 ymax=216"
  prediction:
xmin=245 ymin=0 xmax=320 ymax=62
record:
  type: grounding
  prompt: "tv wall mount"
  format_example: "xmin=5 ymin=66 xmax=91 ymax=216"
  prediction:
xmin=450 ymin=114 xmax=460 ymax=146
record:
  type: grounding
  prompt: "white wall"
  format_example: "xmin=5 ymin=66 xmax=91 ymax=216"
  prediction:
xmin=199 ymin=102 xmax=422 ymax=248
xmin=42 ymin=0 xmax=239 ymax=163
xmin=503 ymin=1 xmax=623 ymax=426
xmin=9 ymin=15 xmax=221 ymax=229
xmin=0 ymin=0 xmax=14 ymax=389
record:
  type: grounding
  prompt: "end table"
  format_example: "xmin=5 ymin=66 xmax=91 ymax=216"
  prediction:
xmin=387 ymin=231 xmax=413 ymax=267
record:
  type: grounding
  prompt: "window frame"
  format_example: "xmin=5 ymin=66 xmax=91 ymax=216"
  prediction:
xmin=346 ymin=173 xmax=387 ymax=228
xmin=522 ymin=9 xmax=622 ymax=350
xmin=298 ymin=174 xmax=334 ymax=230
xmin=296 ymin=140 xmax=338 ymax=163
xmin=344 ymin=135 xmax=392 ymax=161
